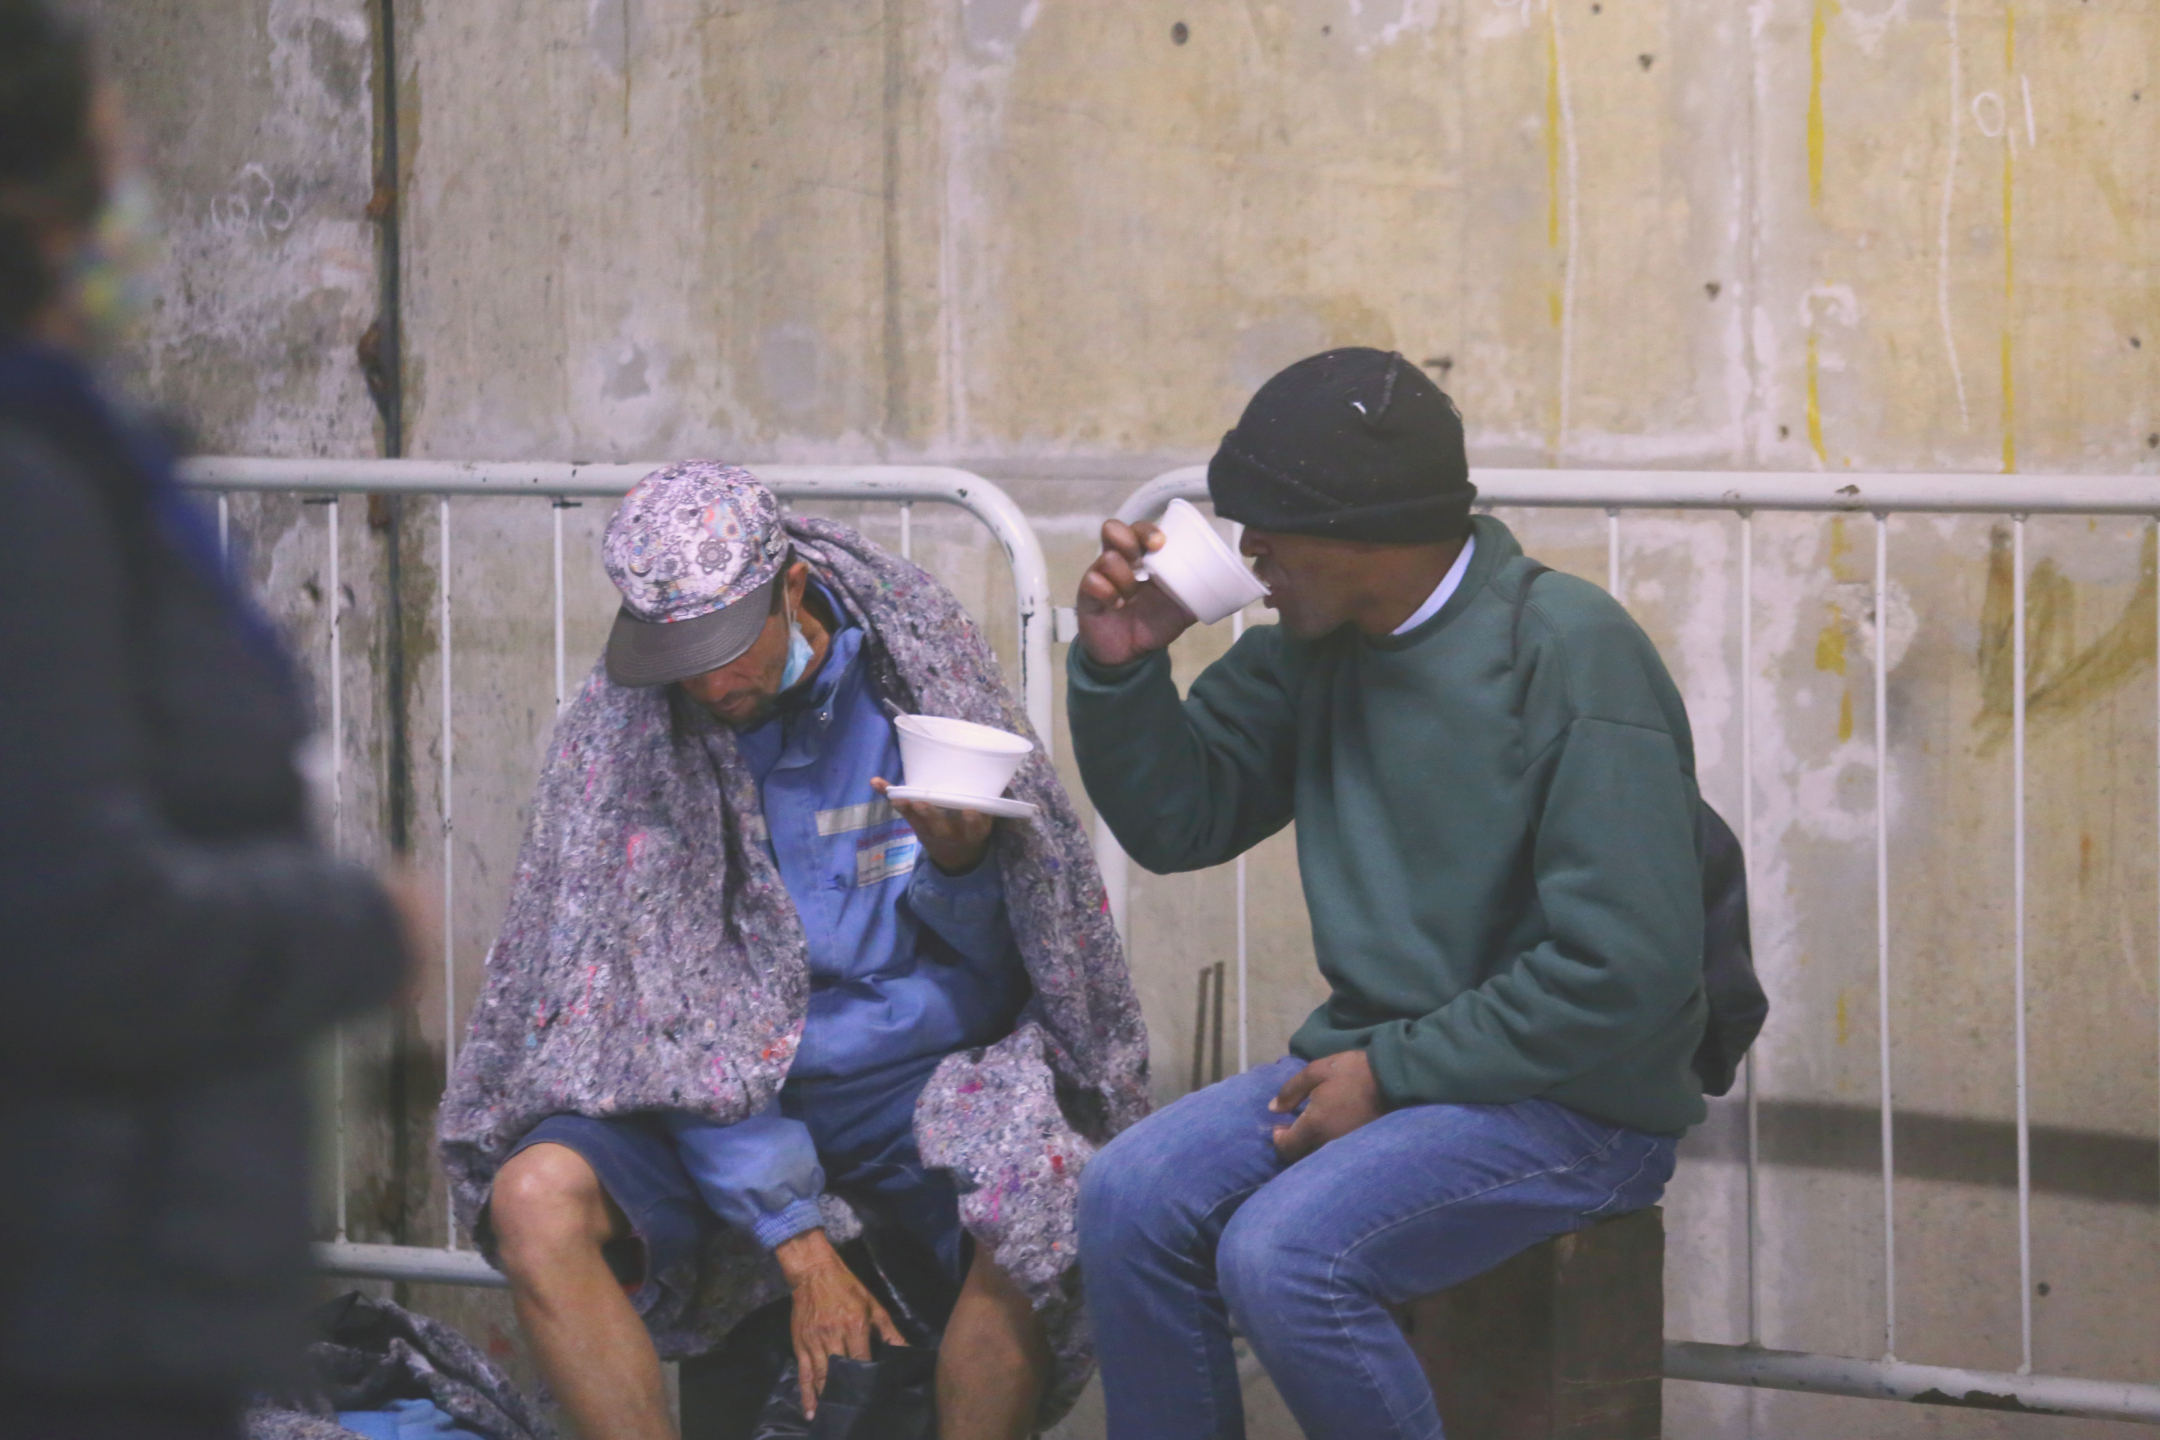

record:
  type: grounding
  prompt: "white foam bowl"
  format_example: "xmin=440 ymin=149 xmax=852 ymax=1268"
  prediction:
xmin=1139 ymin=498 xmax=1270 ymax=625
xmin=893 ymin=714 xmax=1035 ymax=800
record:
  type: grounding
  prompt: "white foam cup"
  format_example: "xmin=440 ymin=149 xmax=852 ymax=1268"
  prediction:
xmin=893 ymin=715 xmax=1035 ymax=800
xmin=1137 ymin=498 xmax=1270 ymax=625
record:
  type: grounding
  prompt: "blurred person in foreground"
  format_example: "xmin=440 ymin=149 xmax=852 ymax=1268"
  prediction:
xmin=1068 ymin=349 xmax=1706 ymax=1440
xmin=437 ymin=465 xmax=1145 ymax=1439
xmin=0 ymin=5 xmax=417 ymax=1437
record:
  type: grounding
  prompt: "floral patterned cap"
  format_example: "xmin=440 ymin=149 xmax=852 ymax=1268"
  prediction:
xmin=601 ymin=462 xmax=792 ymax=686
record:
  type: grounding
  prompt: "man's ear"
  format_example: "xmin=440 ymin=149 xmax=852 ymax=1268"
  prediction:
xmin=786 ymin=559 xmax=811 ymax=607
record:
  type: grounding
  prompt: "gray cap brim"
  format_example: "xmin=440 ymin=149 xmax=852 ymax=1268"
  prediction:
xmin=605 ymin=575 xmax=777 ymax=687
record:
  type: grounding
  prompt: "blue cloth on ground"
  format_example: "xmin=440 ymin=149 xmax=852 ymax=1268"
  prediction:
xmin=335 ymin=1398 xmax=487 ymax=1440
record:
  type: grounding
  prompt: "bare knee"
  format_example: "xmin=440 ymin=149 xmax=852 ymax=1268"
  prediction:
xmin=489 ymin=1143 xmax=617 ymax=1284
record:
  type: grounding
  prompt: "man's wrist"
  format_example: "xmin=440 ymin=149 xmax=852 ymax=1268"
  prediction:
xmin=928 ymin=838 xmax=993 ymax=876
xmin=773 ymin=1226 xmax=842 ymax=1284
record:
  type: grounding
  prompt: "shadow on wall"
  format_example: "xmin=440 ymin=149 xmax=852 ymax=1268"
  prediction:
xmin=1681 ymin=1097 xmax=2158 ymax=1208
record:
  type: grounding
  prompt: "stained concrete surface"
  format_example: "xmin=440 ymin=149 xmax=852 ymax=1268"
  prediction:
xmin=82 ymin=1 xmax=2160 ymax=1437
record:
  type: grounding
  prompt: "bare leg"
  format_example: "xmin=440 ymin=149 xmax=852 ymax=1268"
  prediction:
xmin=492 ymin=1142 xmax=674 ymax=1440
xmin=936 ymin=1246 xmax=1052 ymax=1440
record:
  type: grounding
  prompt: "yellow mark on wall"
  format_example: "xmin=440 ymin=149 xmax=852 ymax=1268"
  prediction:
xmin=1817 ymin=616 xmax=1848 ymax=675
xmin=1974 ymin=525 xmax=2158 ymax=751
xmin=1806 ymin=330 xmax=1828 ymax=464
xmin=1838 ymin=688 xmax=1855 ymax=742
xmin=1546 ymin=18 xmax=1562 ymax=250
xmin=1809 ymin=0 xmax=1839 ymax=210
xmin=1836 ymin=989 xmax=1850 ymax=1046
xmin=1549 ymin=289 xmax=1563 ymax=329
xmin=2001 ymin=4 xmax=2017 ymax=473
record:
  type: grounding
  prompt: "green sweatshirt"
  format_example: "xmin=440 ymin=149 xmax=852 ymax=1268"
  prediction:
xmin=1068 ymin=515 xmax=1707 ymax=1135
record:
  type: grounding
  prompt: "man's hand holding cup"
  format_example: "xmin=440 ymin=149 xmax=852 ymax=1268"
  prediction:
xmin=1076 ymin=519 xmax=1196 ymax=667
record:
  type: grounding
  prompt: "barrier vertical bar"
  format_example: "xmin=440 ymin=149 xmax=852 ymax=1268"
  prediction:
xmin=901 ymin=500 xmax=913 ymax=561
xmin=1607 ymin=508 xmax=1621 ymax=598
xmin=1875 ymin=513 xmax=1896 ymax=1359
xmin=553 ymin=501 xmax=567 ymax=713
xmin=1741 ymin=511 xmax=1761 ymax=1347
xmin=329 ymin=497 xmax=344 ymax=854
xmin=218 ymin=494 xmax=230 ymax=563
xmin=329 ymin=497 xmax=347 ymax=1243
xmin=2013 ymin=515 xmax=2033 ymax=1372
xmin=441 ymin=498 xmax=457 ymax=1248
xmin=1232 ymin=602 xmax=1250 ymax=1074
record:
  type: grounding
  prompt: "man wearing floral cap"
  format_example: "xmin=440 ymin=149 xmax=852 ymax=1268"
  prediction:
xmin=438 ymin=464 xmax=1147 ymax=1440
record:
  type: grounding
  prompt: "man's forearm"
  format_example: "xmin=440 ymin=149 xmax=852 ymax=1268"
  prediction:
xmin=1066 ymin=642 xmax=1292 ymax=874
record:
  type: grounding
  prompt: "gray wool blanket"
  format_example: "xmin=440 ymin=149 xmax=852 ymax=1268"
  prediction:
xmin=248 ymin=1292 xmax=553 ymax=1440
xmin=437 ymin=516 xmax=1148 ymax=1425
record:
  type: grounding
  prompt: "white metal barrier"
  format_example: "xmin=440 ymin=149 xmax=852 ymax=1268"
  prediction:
xmin=177 ymin=458 xmax=1054 ymax=1292
xmin=1114 ymin=465 xmax=2160 ymax=1425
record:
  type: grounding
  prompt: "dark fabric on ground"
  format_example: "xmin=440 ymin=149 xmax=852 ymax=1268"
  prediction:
xmin=247 ymin=1293 xmax=553 ymax=1440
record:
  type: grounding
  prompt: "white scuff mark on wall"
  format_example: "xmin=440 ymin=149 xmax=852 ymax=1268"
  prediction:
xmin=135 ymin=0 xmax=379 ymax=455
xmin=581 ymin=335 xmax=682 ymax=456
xmin=1800 ymin=282 xmax=1861 ymax=330
xmin=1859 ymin=577 xmax=1918 ymax=673
xmin=586 ymin=0 xmax=635 ymax=77
xmin=1627 ymin=518 xmax=1738 ymax=794
xmin=1476 ymin=0 xmax=1536 ymax=41
xmin=1345 ymin=0 xmax=1446 ymax=51
xmin=1840 ymin=0 xmax=1914 ymax=59
xmin=1539 ymin=428 xmax=1762 ymax=467
xmin=958 ymin=0 xmax=1038 ymax=63
xmin=1550 ymin=0 xmax=1580 ymax=462
xmin=942 ymin=0 xmax=1039 ymax=453
xmin=209 ymin=163 xmax=299 ymax=238
xmin=1937 ymin=0 xmax=1971 ymax=430
xmin=1742 ymin=0 xmax=1776 ymax=464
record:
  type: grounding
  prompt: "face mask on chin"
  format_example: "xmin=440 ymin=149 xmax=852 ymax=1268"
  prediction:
xmin=779 ymin=598 xmax=813 ymax=690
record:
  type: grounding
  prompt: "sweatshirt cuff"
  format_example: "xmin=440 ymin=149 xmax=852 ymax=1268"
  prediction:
xmin=1362 ymin=1023 xmax=1427 ymax=1109
xmin=752 ymin=1198 xmax=827 ymax=1251
xmin=1067 ymin=644 xmax=1167 ymax=690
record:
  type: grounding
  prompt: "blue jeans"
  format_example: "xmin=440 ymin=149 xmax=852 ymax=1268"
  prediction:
xmin=1077 ymin=1057 xmax=1677 ymax=1440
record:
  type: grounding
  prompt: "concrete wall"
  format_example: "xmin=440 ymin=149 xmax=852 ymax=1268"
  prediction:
xmin=89 ymin=0 xmax=2160 ymax=1436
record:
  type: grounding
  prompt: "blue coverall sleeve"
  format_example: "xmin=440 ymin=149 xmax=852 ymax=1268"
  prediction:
xmin=661 ymin=1103 xmax=826 ymax=1250
xmin=907 ymin=853 xmax=1015 ymax=972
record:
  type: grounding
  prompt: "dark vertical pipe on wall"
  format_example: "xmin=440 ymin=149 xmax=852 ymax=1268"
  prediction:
xmin=364 ymin=0 xmax=403 ymax=461
xmin=364 ymin=0 xmax=423 ymax=1254
xmin=365 ymin=0 xmax=410 ymax=855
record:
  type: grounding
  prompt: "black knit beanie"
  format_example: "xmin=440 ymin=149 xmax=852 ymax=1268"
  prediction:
xmin=1207 ymin=348 xmax=1475 ymax=544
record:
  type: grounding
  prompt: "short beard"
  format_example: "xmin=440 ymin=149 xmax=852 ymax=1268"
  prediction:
xmin=709 ymin=692 xmax=781 ymax=731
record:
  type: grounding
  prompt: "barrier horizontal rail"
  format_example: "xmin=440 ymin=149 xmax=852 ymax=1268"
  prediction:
xmin=316 ymin=1241 xmax=508 ymax=1290
xmin=1666 ymin=1342 xmax=2160 ymax=1424
xmin=1116 ymin=465 xmax=2160 ymax=1425
xmin=178 ymin=459 xmax=1053 ymax=742
xmin=1118 ymin=464 xmax=2160 ymax=521
xmin=184 ymin=457 xmax=1051 ymax=1300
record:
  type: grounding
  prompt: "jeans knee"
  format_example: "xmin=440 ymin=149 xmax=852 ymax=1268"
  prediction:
xmin=1078 ymin=1119 xmax=1191 ymax=1256
xmin=1217 ymin=1209 xmax=1328 ymax=1339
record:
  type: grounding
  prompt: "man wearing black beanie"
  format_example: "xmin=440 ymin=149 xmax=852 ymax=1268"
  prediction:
xmin=1066 ymin=350 xmax=1706 ymax=1440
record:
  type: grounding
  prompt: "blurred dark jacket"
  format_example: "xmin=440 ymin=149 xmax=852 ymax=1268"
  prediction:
xmin=0 ymin=341 xmax=405 ymax=1410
